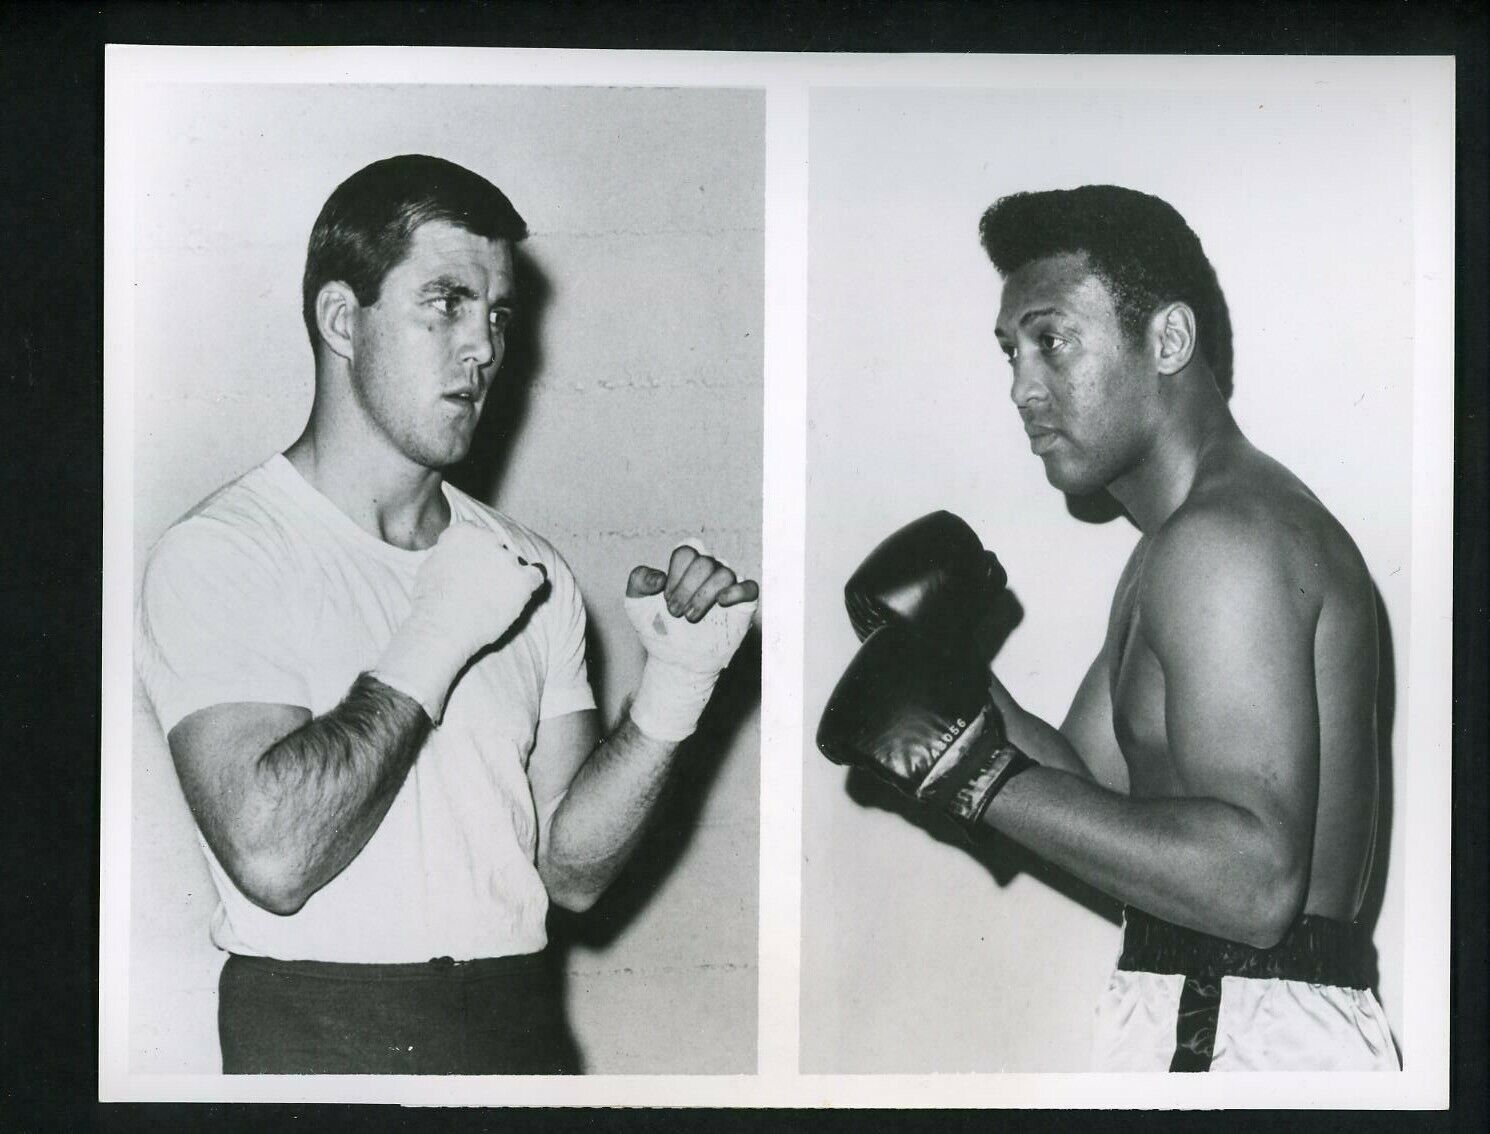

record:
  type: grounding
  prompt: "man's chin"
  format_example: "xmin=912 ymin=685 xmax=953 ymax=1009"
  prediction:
xmin=439 ymin=417 xmax=485 ymax=462
xmin=409 ymin=433 xmax=476 ymax=472
xmin=439 ymin=441 xmax=475 ymax=469
xmin=1041 ymin=457 xmax=1104 ymax=497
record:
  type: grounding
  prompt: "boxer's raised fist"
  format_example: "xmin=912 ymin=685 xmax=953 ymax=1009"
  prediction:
xmin=370 ymin=523 xmax=547 ymax=724
xmin=625 ymin=542 xmax=759 ymax=742
xmin=817 ymin=624 xmax=1034 ymax=833
xmin=844 ymin=511 xmax=1007 ymax=651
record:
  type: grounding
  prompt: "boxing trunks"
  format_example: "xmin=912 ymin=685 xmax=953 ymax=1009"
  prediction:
xmin=1091 ymin=907 xmax=1399 ymax=1071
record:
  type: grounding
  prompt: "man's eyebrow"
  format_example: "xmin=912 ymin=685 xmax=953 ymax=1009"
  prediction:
xmin=1018 ymin=306 xmax=1065 ymax=327
xmin=418 ymin=275 xmax=481 ymax=299
xmin=418 ymin=273 xmax=518 ymax=311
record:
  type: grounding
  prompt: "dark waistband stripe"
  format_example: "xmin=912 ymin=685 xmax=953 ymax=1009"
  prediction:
xmin=1117 ymin=907 xmax=1372 ymax=990
xmin=225 ymin=949 xmax=551 ymax=984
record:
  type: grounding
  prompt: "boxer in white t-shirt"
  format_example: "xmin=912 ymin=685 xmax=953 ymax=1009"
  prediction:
xmin=136 ymin=155 xmax=757 ymax=1074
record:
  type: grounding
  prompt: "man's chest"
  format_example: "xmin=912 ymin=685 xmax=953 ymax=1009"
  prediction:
xmin=1104 ymin=545 xmax=1174 ymax=794
xmin=292 ymin=558 xmax=547 ymax=738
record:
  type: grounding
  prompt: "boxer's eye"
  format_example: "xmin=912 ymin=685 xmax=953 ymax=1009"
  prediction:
xmin=1038 ymin=333 xmax=1069 ymax=355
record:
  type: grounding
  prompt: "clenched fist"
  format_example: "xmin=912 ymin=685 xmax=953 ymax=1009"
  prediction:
xmin=624 ymin=544 xmax=759 ymax=741
xmin=370 ymin=523 xmax=547 ymax=724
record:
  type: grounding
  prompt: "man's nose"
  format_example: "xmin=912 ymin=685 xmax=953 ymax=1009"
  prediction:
xmin=1008 ymin=356 xmax=1047 ymax=408
xmin=462 ymin=317 xmax=499 ymax=369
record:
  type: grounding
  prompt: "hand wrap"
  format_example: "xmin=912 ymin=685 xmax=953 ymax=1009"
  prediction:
xmin=370 ymin=523 xmax=547 ymax=724
xmin=624 ymin=583 xmax=755 ymax=742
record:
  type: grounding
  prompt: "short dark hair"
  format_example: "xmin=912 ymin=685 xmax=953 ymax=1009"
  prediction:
xmin=301 ymin=154 xmax=528 ymax=350
xmin=978 ymin=185 xmax=1233 ymax=398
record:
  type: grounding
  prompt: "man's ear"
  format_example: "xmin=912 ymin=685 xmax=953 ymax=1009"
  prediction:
xmin=1152 ymin=301 xmax=1197 ymax=375
xmin=314 ymin=281 xmax=359 ymax=363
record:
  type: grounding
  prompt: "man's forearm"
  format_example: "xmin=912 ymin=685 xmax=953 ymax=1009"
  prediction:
xmin=230 ymin=675 xmax=429 ymax=913
xmin=538 ymin=549 xmax=757 ymax=912
xmin=538 ymin=714 xmax=683 ymax=912
xmin=986 ymin=674 xmax=1094 ymax=780
xmin=979 ymin=766 xmax=1308 ymax=947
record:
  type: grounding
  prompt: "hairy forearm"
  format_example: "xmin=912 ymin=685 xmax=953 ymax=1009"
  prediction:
xmin=981 ymin=766 xmax=1307 ymax=947
xmin=538 ymin=715 xmax=682 ymax=912
xmin=228 ymin=675 xmax=429 ymax=913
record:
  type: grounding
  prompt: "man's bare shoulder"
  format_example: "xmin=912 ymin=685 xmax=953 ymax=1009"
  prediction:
xmin=1143 ymin=450 xmax=1372 ymax=634
xmin=1140 ymin=502 xmax=1294 ymax=637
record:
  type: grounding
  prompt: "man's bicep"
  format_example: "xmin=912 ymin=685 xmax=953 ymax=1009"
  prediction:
xmin=1059 ymin=650 xmax=1129 ymax=793
xmin=529 ymin=708 xmax=602 ymax=831
xmin=167 ymin=701 xmax=311 ymax=850
xmin=1147 ymin=529 xmax=1320 ymax=839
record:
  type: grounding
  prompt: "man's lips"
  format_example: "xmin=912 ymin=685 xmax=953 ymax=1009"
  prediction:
xmin=1024 ymin=424 xmax=1061 ymax=455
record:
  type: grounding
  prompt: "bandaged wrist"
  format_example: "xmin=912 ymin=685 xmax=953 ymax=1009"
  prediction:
xmin=628 ymin=656 xmax=722 ymax=742
xmin=916 ymin=710 xmax=1037 ymax=830
xmin=366 ymin=666 xmax=443 ymax=724
xmin=622 ymin=588 xmax=754 ymax=741
xmin=368 ymin=610 xmax=467 ymax=726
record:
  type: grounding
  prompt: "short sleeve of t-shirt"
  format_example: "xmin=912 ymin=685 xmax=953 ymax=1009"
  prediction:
xmin=136 ymin=519 xmax=313 ymax=734
xmin=530 ymin=543 xmax=596 ymax=722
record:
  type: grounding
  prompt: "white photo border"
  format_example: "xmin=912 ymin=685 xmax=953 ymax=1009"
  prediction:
xmin=101 ymin=45 xmax=1454 ymax=1108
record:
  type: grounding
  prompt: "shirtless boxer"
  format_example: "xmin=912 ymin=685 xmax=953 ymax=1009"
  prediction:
xmin=818 ymin=185 xmax=1396 ymax=1071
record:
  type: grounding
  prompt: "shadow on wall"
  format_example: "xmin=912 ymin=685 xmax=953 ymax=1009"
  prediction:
xmin=447 ymin=247 xmax=551 ymax=504
xmin=843 ymin=766 xmax=1123 ymax=929
xmin=547 ymin=626 xmax=762 ymax=1072
xmin=1359 ymin=583 xmax=1398 ymax=1054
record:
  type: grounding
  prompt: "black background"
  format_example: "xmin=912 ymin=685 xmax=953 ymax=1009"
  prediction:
xmin=1 ymin=2 xmax=1484 ymax=1130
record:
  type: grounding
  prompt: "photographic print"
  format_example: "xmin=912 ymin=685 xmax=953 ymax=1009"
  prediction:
xmin=802 ymin=69 xmax=1450 ymax=1093
xmin=106 ymin=60 xmax=763 ymax=1083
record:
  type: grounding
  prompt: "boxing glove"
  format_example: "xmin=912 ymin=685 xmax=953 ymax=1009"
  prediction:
xmin=816 ymin=624 xmax=1035 ymax=831
xmin=843 ymin=511 xmax=1007 ymax=650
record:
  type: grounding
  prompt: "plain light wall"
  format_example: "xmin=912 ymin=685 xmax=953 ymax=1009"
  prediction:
xmin=802 ymin=87 xmax=1415 ymax=1071
xmin=125 ymin=84 xmax=763 ymax=1074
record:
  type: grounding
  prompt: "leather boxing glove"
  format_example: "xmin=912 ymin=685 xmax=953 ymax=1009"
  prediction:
xmin=843 ymin=511 xmax=1007 ymax=650
xmin=816 ymin=624 xmax=1035 ymax=831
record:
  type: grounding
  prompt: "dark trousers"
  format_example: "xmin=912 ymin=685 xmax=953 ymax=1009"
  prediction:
xmin=218 ymin=950 xmax=580 ymax=1074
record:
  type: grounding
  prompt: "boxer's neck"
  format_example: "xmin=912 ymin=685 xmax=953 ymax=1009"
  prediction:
xmin=1108 ymin=386 xmax=1238 ymax=534
xmin=284 ymin=424 xmax=450 ymax=552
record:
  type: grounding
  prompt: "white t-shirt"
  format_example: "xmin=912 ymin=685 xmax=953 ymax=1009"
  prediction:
xmin=135 ymin=454 xmax=596 ymax=963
